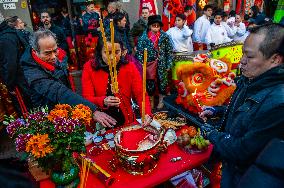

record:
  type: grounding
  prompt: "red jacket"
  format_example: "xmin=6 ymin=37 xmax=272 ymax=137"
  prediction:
xmin=82 ymin=60 xmax=152 ymax=126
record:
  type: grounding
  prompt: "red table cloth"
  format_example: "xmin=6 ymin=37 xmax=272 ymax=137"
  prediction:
xmin=40 ymin=131 xmax=213 ymax=188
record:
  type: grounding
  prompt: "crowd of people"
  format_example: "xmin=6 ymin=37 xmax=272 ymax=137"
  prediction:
xmin=0 ymin=1 xmax=284 ymax=187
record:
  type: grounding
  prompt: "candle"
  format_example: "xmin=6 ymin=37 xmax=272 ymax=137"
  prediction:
xmin=192 ymin=88 xmax=203 ymax=112
xmin=142 ymin=49 xmax=147 ymax=123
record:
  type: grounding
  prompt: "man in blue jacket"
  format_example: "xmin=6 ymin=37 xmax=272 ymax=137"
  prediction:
xmin=20 ymin=29 xmax=116 ymax=128
xmin=200 ymin=23 xmax=284 ymax=187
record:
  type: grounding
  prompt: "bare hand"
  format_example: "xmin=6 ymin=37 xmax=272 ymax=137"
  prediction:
xmin=142 ymin=114 xmax=152 ymax=127
xmin=93 ymin=111 xmax=117 ymax=128
xmin=104 ymin=96 xmax=120 ymax=107
xmin=199 ymin=106 xmax=215 ymax=122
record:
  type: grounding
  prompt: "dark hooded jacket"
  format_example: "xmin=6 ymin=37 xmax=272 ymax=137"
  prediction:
xmin=208 ymin=65 xmax=284 ymax=187
xmin=0 ymin=21 xmax=33 ymax=111
xmin=0 ymin=21 xmax=25 ymax=89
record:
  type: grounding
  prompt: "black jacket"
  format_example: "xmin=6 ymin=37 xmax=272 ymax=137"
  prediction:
xmin=20 ymin=48 xmax=97 ymax=111
xmin=208 ymin=65 xmax=284 ymax=187
xmin=238 ymin=138 xmax=284 ymax=188
xmin=48 ymin=24 xmax=69 ymax=53
xmin=0 ymin=21 xmax=24 ymax=89
xmin=130 ymin=18 xmax=147 ymax=39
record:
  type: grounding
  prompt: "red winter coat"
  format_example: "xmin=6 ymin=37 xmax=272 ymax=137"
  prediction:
xmin=82 ymin=60 xmax=152 ymax=126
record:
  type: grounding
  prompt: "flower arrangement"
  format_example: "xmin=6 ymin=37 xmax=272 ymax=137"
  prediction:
xmin=5 ymin=104 xmax=92 ymax=173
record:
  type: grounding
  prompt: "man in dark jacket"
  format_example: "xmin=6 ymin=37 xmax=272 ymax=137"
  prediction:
xmin=111 ymin=12 xmax=134 ymax=54
xmin=0 ymin=11 xmax=37 ymax=188
xmin=200 ymin=23 xmax=284 ymax=187
xmin=130 ymin=6 xmax=150 ymax=46
xmin=21 ymin=29 xmax=117 ymax=128
xmin=40 ymin=11 xmax=69 ymax=53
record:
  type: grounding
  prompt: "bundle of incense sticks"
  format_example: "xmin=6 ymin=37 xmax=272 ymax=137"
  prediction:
xmin=77 ymin=154 xmax=115 ymax=186
xmin=99 ymin=18 xmax=119 ymax=94
xmin=142 ymin=49 xmax=147 ymax=123
xmin=80 ymin=155 xmax=90 ymax=188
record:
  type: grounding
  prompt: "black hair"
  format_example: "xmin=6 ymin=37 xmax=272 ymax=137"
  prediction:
xmin=213 ymin=11 xmax=223 ymax=18
xmin=184 ymin=5 xmax=193 ymax=12
xmin=93 ymin=34 xmax=128 ymax=70
xmin=85 ymin=1 xmax=94 ymax=6
xmin=176 ymin=13 xmax=186 ymax=21
xmin=141 ymin=7 xmax=149 ymax=11
xmin=229 ymin=10 xmax=236 ymax=17
xmin=113 ymin=12 xmax=126 ymax=25
xmin=40 ymin=10 xmax=50 ymax=17
xmin=203 ymin=5 xmax=213 ymax=11
xmin=244 ymin=14 xmax=250 ymax=21
xmin=5 ymin=16 xmax=19 ymax=28
xmin=250 ymin=5 xmax=259 ymax=18
xmin=222 ymin=11 xmax=228 ymax=19
xmin=249 ymin=23 xmax=284 ymax=61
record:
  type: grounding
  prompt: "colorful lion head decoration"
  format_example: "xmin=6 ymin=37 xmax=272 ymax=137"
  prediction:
xmin=175 ymin=53 xmax=237 ymax=114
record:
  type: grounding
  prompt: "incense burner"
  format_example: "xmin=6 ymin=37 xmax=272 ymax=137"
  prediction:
xmin=114 ymin=125 xmax=167 ymax=175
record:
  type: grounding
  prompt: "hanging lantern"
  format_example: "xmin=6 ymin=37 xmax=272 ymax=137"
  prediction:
xmin=224 ymin=0 xmax=230 ymax=12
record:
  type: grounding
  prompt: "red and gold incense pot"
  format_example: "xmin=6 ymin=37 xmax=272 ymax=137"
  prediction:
xmin=114 ymin=125 xmax=167 ymax=175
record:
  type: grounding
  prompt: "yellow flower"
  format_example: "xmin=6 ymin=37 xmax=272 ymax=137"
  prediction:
xmin=26 ymin=134 xmax=54 ymax=158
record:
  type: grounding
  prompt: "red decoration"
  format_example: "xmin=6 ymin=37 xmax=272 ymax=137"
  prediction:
xmin=139 ymin=0 xmax=158 ymax=16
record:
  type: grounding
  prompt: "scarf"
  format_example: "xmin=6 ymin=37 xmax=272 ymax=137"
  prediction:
xmin=148 ymin=30 xmax=161 ymax=49
xmin=31 ymin=48 xmax=66 ymax=72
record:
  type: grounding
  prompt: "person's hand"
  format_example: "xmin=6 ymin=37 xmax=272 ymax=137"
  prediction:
xmin=93 ymin=111 xmax=117 ymax=128
xmin=200 ymin=123 xmax=215 ymax=138
xmin=184 ymin=20 xmax=188 ymax=26
xmin=142 ymin=114 xmax=152 ymax=127
xmin=104 ymin=96 xmax=120 ymax=107
xmin=199 ymin=106 xmax=215 ymax=122
xmin=228 ymin=21 xmax=234 ymax=27
xmin=234 ymin=22 xmax=240 ymax=27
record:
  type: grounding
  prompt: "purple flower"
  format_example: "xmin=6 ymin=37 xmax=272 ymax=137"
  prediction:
xmin=15 ymin=134 xmax=32 ymax=152
xmin=54 ymin=117 xmax=79 ymax=133
xmin=28 ymin=111 xmax=47 ymax=122
xmin=6 ymin=119 xmax=26 ymax=137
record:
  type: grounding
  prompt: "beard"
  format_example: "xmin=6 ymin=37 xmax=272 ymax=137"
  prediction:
xmin=43 ymin=20 xmax=50 ymax=25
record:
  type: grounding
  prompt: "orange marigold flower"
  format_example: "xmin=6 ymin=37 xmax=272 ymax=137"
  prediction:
xmin=26 ymin=134 xmax=54 ymax=158
xmin=71 ymin=105 xmax=92 ymax=125
xmin=47 ymin=109 xmax=69 ymax=122
xmin=54 ymin=104 xmax=72 ymax=111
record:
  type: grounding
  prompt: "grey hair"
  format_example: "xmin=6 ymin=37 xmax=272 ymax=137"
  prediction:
xmin=108 ymin=2 xmax=117 ymax=9
xmin=0 ymin=11 xmax=4 ymax=24
xmin=116 ymin=1 xmax=122 ymax=10
xmin=29 ymin=29 xmax=57 ymax=52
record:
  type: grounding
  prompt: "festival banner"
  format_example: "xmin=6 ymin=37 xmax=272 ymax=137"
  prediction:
xmin=139 ymin=0 xmax=158 ymax=16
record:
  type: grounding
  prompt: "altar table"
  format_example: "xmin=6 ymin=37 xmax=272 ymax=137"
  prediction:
xmin=41 ymin=138 xmax=212 ymax=188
